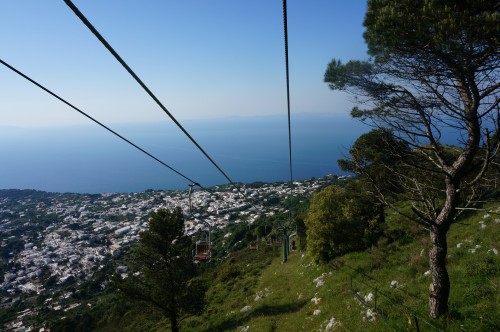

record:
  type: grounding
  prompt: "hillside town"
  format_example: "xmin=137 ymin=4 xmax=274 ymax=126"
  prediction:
xmin=0 ymin=175 xmax=344 ymax=331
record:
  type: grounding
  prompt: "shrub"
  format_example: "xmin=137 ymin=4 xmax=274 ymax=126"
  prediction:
xmin=305 ymin=182 xmax=383 ymax=263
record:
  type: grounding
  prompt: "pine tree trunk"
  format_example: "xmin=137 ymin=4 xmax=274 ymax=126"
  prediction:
xmin=170 ymin=313 xmax=179 ymax=332
xmin=428 ymin=226 xmax=450 ymax=318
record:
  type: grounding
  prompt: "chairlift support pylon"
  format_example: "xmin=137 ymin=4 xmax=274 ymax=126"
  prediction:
xmin=188 ymin=182 xmax=200 ymax=215
xmin=289 ymin=231 xmax=297 ymax=251
xmin=277 ymin=224 xmax=292 ymax=263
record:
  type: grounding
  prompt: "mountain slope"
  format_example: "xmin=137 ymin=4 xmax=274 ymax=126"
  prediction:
xmin=48 ymin=199 xmax=499 ymax=331
xmin=182 ymin=200 xmax=499 ymax=331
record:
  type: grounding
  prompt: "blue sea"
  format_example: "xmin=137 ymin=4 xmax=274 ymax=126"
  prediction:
xmin=0 ymin=113 xmax=370 ymax=193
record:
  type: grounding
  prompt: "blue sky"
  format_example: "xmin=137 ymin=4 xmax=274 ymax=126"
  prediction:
xmin=0 ymin=1 xmax=368 ymax=127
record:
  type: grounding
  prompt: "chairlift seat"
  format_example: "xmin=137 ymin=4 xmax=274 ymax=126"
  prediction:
xmin=194 ymin=242 xmax=210 ymax=262
xmin=249 ymin=241 xmax=258 ymax=250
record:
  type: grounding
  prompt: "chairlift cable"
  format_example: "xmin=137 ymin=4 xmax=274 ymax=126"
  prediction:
xmin=0 ymin=58 xmax=212 ymax=193
xmin=282 ymin=0 xmax=294 ymax=227
xmin=64 ymin=0 xmax=243 ymax=196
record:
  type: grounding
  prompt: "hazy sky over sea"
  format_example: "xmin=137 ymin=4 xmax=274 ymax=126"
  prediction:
xmin=0 ymin=1 xmax=372 ymax=192
xmin=0 ymin=1 xmax=368 ymax=127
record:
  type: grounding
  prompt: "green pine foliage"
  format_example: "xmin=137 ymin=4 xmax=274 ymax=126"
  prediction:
xmin=114 ymin=208 xmax=206 ymax=332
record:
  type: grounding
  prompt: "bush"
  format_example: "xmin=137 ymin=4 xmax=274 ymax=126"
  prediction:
xmin=305 ymin=182 xmax=383 ymax=263
xmin=465 ymin=256 xmax=498 ymax=277
xmin=218 ymin=263 xmax=241 ymax=282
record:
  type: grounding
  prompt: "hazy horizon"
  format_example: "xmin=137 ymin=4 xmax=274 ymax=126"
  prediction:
xmin=0 ymin=113 xmax=369 ymax=194
xmin=1 ymin=2 xmax=371 ymax=193
xmin=0 ymin=1 xmax=368 ymax=127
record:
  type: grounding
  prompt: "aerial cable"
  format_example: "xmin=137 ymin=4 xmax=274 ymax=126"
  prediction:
xmin=282 ymin=0 xmax=294 ymax=226
xmin=63 ymin=0 xmax=242 ymax=195
xmin=278 ymin=0 xmax=294 ymax=263
xmin=0 ymin=58 xmax=212 ymax=193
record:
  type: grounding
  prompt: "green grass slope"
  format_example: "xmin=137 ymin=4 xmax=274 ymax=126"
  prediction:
xmin=182 ymin=201 xmax=499 ymax=332
xmin=60 ymin=200 xmax=498 ymax=331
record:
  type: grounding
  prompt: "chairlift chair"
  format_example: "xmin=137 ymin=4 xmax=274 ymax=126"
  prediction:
xmin=193 ymin=241 xmax=211 ymax=262
xmin=248 ymin=241 xmax=259 ymax=250
xmin=187 ymin=183 xmax=212 ymax=262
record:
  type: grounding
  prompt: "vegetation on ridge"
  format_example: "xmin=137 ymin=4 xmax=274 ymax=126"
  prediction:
xmin=33 ymin=192 xmax=498 ymax=331
xmin=325 ymin=0 xmax=499 ymax=318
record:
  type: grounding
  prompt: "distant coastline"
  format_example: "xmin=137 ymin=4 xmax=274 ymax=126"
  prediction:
xmin=1 ymin=113 xmax=367 ymax=193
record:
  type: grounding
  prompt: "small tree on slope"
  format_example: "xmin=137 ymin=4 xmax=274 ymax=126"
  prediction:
xmin=115 ymin=207 xmax=206 ymax=332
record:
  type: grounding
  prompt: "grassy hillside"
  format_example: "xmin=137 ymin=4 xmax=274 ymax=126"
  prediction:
xmin=52 ymin=200 xmax=499 ymax=331
xmin=180 ymin=200 xmax=499 ymax=331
